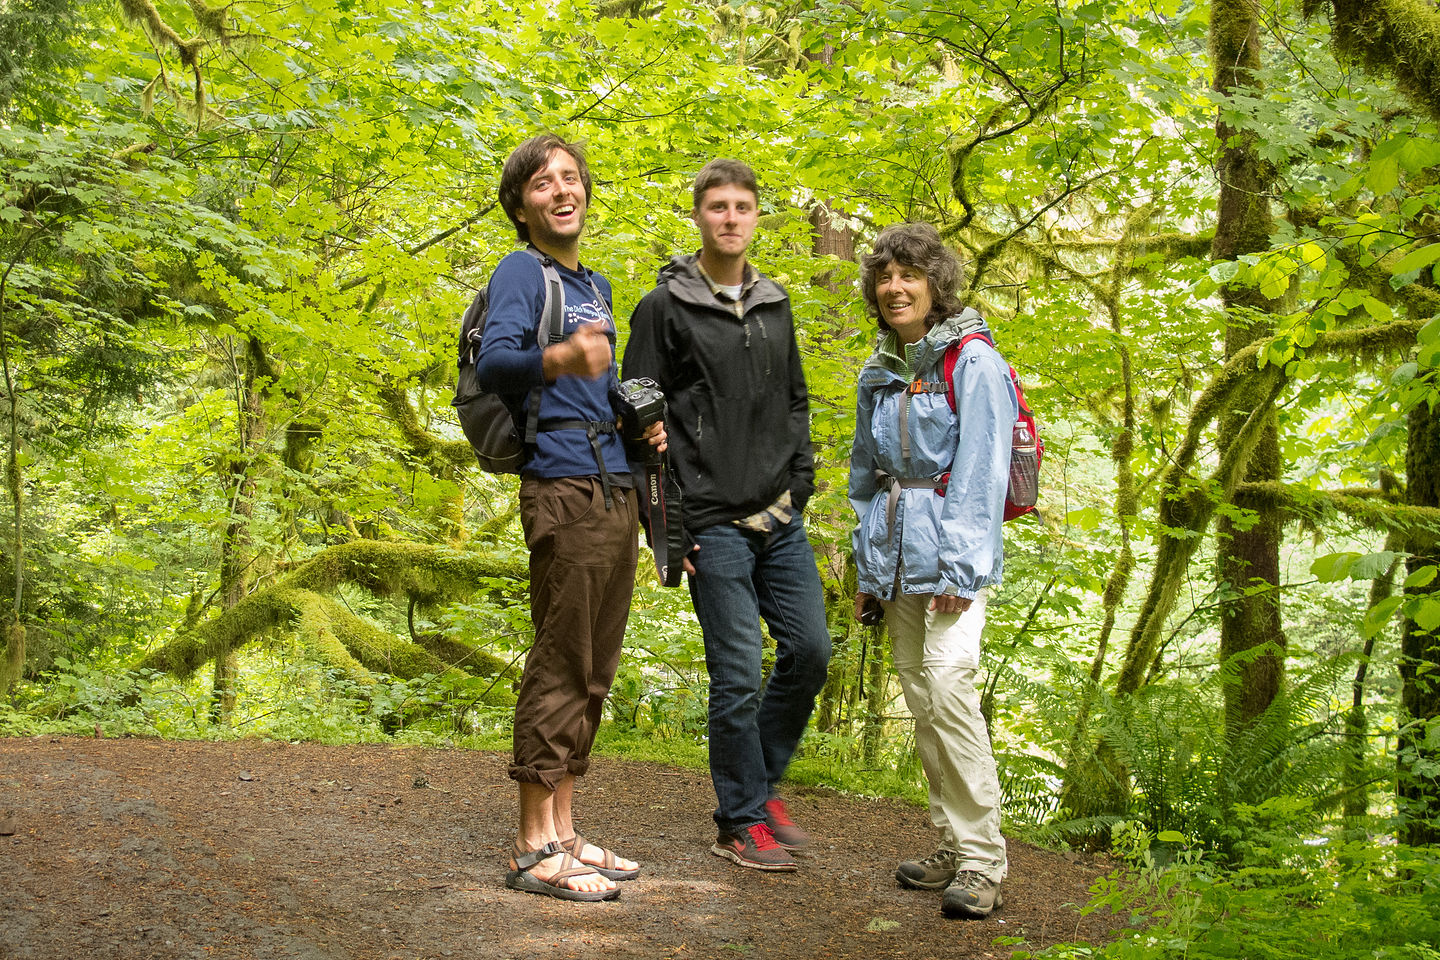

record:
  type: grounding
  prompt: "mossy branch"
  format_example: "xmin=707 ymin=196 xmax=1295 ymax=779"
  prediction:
xmin=139 ymin=585 xmax=315 ymax=678
xmin=1306 ymin=0 xmax=1440 ymax=122
xmin=1233 ymin=481 xmax=1440 ymax=547
xmin=117 ymin=0 xmax=205 ymax=64
xmin=293 ymin=596 xmax=374 ymax=687
xmin=1114 ymin=365 xmax=1289 ymax=696
xmin=1112 ymin=310 xmax=1427 ymax=698
xmin=138 ymin=542 xmax=525 ymax=690
xmin=296 ymin=593 xmax=478 ymax=683
xmin=378 ymin=381 xmax=475 ymax=470
xmin=281 ymin=540 xmax=526 ymax=604
xmin=1168 ymin=315 xmax=1426 ymax=497
xmin=117 ymin=0 xmax=228 ymax=127
xmin=1044 ymin=231 xmax=1215 ymax=260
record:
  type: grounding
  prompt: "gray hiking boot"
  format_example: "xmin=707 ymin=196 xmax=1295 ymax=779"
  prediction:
xmin=941 ymin=870 xmax=1003 ymax=918
xmin=895 ymin=849 xmax=959 ymax=890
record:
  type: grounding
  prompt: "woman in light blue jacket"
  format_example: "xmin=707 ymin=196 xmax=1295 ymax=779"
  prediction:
xmin=848 ymin=223 xmax=1016 ymax=920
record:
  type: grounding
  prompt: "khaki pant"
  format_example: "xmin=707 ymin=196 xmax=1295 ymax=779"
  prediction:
xmin=509 ymin=476 xmax=638 ymax=790
xmin=884 ymin=590 xmax=1007 ymax=882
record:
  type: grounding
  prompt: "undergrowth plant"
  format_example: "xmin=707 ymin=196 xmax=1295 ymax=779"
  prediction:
xmin=1011 ymin=827 xmax=1440 ymax=960
xmin=1039 ymin=655 xmax=1361 ymax=852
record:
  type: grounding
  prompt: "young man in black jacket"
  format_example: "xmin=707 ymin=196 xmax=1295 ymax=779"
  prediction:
xmin=623 ymin=159 xmax=831 ymax=871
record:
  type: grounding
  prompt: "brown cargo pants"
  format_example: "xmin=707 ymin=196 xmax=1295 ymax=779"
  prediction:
xmin=508 ymin=475 xmax=638 ymax=789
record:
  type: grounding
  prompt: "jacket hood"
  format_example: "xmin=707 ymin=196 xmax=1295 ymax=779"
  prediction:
xmin=657 ymin=253 xmax=788 ymax=312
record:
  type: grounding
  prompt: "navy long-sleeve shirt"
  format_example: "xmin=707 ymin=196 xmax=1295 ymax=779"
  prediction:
xmin=474 ymin=249 xmax=630 ymax=479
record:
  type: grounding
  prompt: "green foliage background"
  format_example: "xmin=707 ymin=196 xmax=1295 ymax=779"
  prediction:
xmin=4 ymin=0 xmax=1440 ymax=956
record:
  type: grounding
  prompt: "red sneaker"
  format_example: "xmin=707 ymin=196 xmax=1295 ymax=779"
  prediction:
xmin=710 ymin=823 xmax=798 ymax=871
xmin=763 ymin=797 xmax=809 ymax=849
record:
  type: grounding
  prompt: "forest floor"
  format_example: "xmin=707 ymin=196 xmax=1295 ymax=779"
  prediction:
xmin=0 ymin=736 xmax=1126 ymax=960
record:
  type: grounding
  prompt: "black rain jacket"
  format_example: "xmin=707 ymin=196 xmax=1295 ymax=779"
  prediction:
xmin=623 ymin=254 xmax=815 ymax=533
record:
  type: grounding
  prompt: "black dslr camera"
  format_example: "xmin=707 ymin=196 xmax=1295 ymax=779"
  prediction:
xmin=614 ymin=377 xmax=684 ymax=587
xmin=616 ymin=377 xmax=667 ymax=466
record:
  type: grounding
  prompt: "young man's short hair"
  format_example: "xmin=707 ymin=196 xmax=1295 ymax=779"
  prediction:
xmin=692 ymin=158 xmax=758 ymax=210
xmin=498 ymin=134 xmax=593 ymax=243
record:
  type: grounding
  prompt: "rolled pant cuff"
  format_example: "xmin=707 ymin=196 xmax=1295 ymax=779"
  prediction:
xmin=507 ymin=763 xmax=570 ymax=790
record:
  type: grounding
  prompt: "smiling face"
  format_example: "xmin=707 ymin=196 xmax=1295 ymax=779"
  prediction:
xmin=692 ymin=183 xmax=759 ymax=263
xmin=515 ymin=148 xmax=587 ymax=256
xmin=874 ymin=260 xmax=934 ymax=344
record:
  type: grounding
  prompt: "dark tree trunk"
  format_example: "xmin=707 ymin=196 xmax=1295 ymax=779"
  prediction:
xmin=1216 ymin=427 xmax=1285 ymax=732
xmin=1400 ymin=399 xmax=1440 ymax=846
xmin=1344 ymin=545 xmax=1399 ymax=835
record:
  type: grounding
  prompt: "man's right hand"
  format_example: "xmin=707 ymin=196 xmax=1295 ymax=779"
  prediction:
xmin=543 ymin=322 xmax=611 ymax=381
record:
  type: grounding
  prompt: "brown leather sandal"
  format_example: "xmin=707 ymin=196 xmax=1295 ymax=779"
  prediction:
xmin=504 ymin=841 xmax=620 ymax=902
xmin=559 ymin=834 xmax=640 ymax=881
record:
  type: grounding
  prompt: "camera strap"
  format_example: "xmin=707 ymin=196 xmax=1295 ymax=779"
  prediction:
xmin=637 ymin=456 xmax=685 ymax=587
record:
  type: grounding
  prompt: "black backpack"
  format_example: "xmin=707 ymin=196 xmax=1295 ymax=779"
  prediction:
xmin=452 ymin=247 xmax=565 ymax=473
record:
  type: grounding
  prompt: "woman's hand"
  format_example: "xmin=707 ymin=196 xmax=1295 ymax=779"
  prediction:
xmin=854 ymin=592 xmax=886 ymax=626
xmin=929 ymin=594 xmax=972 ymax=615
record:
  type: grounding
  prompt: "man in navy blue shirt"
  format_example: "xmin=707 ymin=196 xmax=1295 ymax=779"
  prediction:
xmin=475 ymin=134 xmax=663 ymax=902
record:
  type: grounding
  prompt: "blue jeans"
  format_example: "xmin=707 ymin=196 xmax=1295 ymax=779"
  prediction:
xmin=688 ymin=520 xmax=832 ymax=834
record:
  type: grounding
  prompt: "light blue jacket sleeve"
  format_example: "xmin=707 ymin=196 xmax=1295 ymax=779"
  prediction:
xmin=847 ymin=387 xmax=880 ymax=513
xmin=937 ymin=347 xmax=1016 ymax=598
xmin=847 ymin=380 xmax=881 ymax=568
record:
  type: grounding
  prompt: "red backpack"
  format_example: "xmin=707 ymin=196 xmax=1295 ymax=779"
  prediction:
xmin=942 ymin=332 xmax=1042 ymax=521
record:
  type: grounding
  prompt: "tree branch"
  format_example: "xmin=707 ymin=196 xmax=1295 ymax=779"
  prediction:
xmin=338 ymin=203 xmax=496 ymax=293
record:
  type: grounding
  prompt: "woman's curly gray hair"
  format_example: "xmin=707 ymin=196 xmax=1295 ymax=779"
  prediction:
xmin=860 ymin=222 xmax=964 ymax=333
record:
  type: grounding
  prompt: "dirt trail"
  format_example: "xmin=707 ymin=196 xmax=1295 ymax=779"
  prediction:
xmin=0 ymin=737 xmax=1121 ymax=959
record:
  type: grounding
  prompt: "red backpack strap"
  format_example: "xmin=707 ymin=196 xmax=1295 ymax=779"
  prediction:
xmin=945 ymin=332 xmax=994 ymax=411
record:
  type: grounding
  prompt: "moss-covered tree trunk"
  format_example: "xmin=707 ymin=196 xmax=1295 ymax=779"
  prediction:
xmin=861 ymin=625 xmax=889 ymax=766
xmin=1210 ymin=0 xmax=1286 ymax=740
xmin=1399 ymin=399 xmax=1440 ymax=846
xmin=1344 ymin=543 xmax=1399 ymax=835
xmin=0 ymin=251 xmax=28 ymax=695
xmin=213 ymin=335 xmax=270 ymax=723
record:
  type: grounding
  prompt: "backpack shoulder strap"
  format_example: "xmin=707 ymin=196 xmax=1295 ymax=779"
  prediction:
xmin=946 ymin=330 xmax=997 ymax=412
xmin=525 ymin=246 xmax=567 ymax=348
xmin=523 ymin=246 xmax=567 ymax=444
xmin=457 ymin=285 xmax=490 ymax=367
